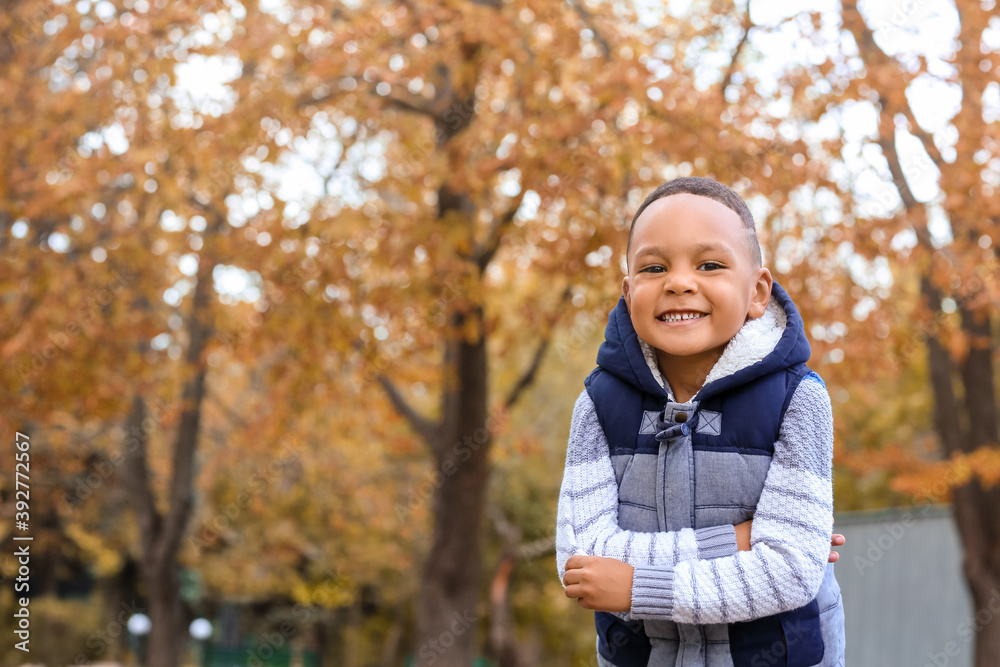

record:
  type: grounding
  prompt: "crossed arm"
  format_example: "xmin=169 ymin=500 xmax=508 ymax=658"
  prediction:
xmin=555 ymin=389 xmax=747 ymax=590
xmin=555 ymin=374 xmax=844 ymax=624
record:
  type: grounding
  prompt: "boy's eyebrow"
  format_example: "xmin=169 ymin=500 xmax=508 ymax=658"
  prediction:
xmin=633 ymin=242 xmax=736 ymax=260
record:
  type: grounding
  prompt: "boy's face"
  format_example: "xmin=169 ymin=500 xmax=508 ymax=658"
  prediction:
xmin=622 ymin=193 xmax=772 ymax=367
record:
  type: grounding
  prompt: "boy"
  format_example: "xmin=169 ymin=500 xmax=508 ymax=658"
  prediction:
xmin=555 ymin=177 xmax=847 ymax=666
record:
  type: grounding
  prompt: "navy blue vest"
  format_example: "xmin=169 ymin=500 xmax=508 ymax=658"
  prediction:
xmin=583 ymin=281 xmax=825 ymax=667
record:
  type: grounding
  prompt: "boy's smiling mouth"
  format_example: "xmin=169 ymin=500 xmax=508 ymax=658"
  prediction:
xmin=657 ymin=310 xmax=707 ymax=324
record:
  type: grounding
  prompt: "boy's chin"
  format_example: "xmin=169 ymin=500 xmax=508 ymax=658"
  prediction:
xmin=652 ymin=344 xmax=725 ymax=361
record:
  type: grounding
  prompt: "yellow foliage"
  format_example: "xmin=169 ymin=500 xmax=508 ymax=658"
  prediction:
xmin=65 ymin=523 xmax=123 ymax=577
xmin=6 ymin=0 xmax=1000 ymax=663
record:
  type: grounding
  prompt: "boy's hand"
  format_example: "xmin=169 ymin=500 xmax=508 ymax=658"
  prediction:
xmin=735 ymin=519 xmax=754 ymax=551
xmin=829 ymin=533 xmax=845 ymax=562
xmin=830 ymin=516 xmax=845 ymax=563
xmin=562 ymin=520 xmax=849 ymax=613
xmin=737 ymin=517 xmax=846 ymax=562
xmin=563 ymin=554 xmax=633 ymax=612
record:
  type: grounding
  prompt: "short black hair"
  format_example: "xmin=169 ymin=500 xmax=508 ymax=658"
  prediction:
xmin=626 ymin=176 xmax=762 ymax=271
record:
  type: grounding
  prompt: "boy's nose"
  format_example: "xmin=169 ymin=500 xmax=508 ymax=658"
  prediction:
xmin=663 ymin=270 xmax=698 ymax=294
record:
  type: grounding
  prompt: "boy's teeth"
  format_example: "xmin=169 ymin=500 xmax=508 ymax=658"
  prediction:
xmin=660 ymin=312 xmax=704 ymax=322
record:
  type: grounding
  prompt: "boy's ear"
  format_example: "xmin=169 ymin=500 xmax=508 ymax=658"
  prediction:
xmin=621 ymin=275 xmax=631 ymax=314
xmin=746 ymin=267 xmax=773 ymax=320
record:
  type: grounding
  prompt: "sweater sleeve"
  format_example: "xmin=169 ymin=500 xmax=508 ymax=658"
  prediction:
xmin=555 ymin=388 xmax=739 ymax=590
xmin=629 ymin=371 xmax=835 ymax=624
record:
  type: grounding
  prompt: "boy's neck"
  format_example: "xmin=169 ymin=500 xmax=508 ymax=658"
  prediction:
xmin=655 ymin=348 xmax=725 ymax=404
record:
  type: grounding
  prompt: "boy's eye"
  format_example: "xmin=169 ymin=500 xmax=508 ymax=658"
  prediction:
xmin=640 ymin=262 xmax=723 ymax=273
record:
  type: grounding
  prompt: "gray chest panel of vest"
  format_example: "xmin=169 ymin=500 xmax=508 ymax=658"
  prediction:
xmin=613 ymin=411 xmax=772 ymax=534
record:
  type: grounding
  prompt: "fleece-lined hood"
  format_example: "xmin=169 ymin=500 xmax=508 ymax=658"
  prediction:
xmin=593 ymin=281 xmax=812 ymax=404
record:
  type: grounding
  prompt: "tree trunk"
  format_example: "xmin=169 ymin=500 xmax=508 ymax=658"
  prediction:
xmin=953 ymin=303 xmax=1000 ymax=667
xmin=145 ymin=568 xmax=183 ymax=667
xmin=393 ymin=179 xmax=556 ymax=662
xmin=375 ymin=53 xmax=552 ymax=657
xmin=414 ymin=306 xmax=490 ymax=667
xmin=922 ymin=277 xmax=1000 ymax=667
xmin=952 ymin=482 xmax=1000 ymax=666
xmin=845 ymin=2 xmax=1000 ymax=651
xmin=124 ymin=216 xmax=217 ymax=667
xmin=124 ymin=393 xmax=189 ymax=667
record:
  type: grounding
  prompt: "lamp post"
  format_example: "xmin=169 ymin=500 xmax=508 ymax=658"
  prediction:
xmin=189 ymin=617 xmax=213 ymax=667
xmin=127 ymin=612 xmax=151 ymax=667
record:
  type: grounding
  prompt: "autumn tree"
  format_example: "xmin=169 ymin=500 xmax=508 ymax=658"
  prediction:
xmin=828 ymin=2 xmax=1000 ymax=664
xmin=718 ymin=3 xmax=1000 ymax=665
xmin=0 ymin=2 xmax=307 ymax=666
xmin=16 ymin=0 xmax=1000 ymax=665
xmin=267 ymin=1 xmax=844 ymax=664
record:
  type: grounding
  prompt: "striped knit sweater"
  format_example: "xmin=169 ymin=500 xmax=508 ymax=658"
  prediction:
xmin=555 ymin=301 xmax=835 ymax=625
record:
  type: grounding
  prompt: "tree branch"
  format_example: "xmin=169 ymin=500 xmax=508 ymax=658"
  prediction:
xmin=843 ymin=3 xmax=940 ymax=251
xmin=874 ymin=99 xmax=920 ymax=211
xmin=873 ymin=95 xmax=963 ymax=266
xmin=719 ymin=8 xmax=753 ymax=99
xmin=901 ymin=106 xmax=945 ymax=168
xmin=843 ymin=1 xmax=972 ymax=458
xmin=504 ymin=285 xmax=573 ymax=409
xmin=474 ymin=191 xmax=525 ymax=271
xmin=377 ymin=375 xmax=442 ymax=444
xmin=210 ymin=394 xmax=248 ymax=431
xmin=298 ymin=76 xmax=440 ymax=121
xmin=384 ymin=90 xmax=438 ymax=119
xmin=123 ymin=393 xmax=163 ymax=566
xmin=566 ymin=0 xmax=611 ymax=61
xmin=840 ymin=7 xmax=941 ymax=170
xmin=921 ymin=275 xmax=963 ymax=456
xmin=157 ymin=209 xmax=223 ymax=569
xmin=505 ymin=337 xmax=551 ymax=410
xmin=487 ymin=503 xmax=521 ymax=547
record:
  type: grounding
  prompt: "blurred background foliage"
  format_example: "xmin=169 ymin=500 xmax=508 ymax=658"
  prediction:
xmin=3 ymin=0 xmax=1000 ymax=665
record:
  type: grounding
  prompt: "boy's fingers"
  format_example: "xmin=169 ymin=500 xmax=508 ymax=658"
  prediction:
xmin=565 ymin=555 xmax=585 ymax=570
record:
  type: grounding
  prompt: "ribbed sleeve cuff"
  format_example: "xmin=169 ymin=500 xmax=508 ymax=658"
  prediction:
xmin=630 ymin=565 xmax=675 ymax=620
xmin=695 ymin=524 xmax=739 ymax=559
